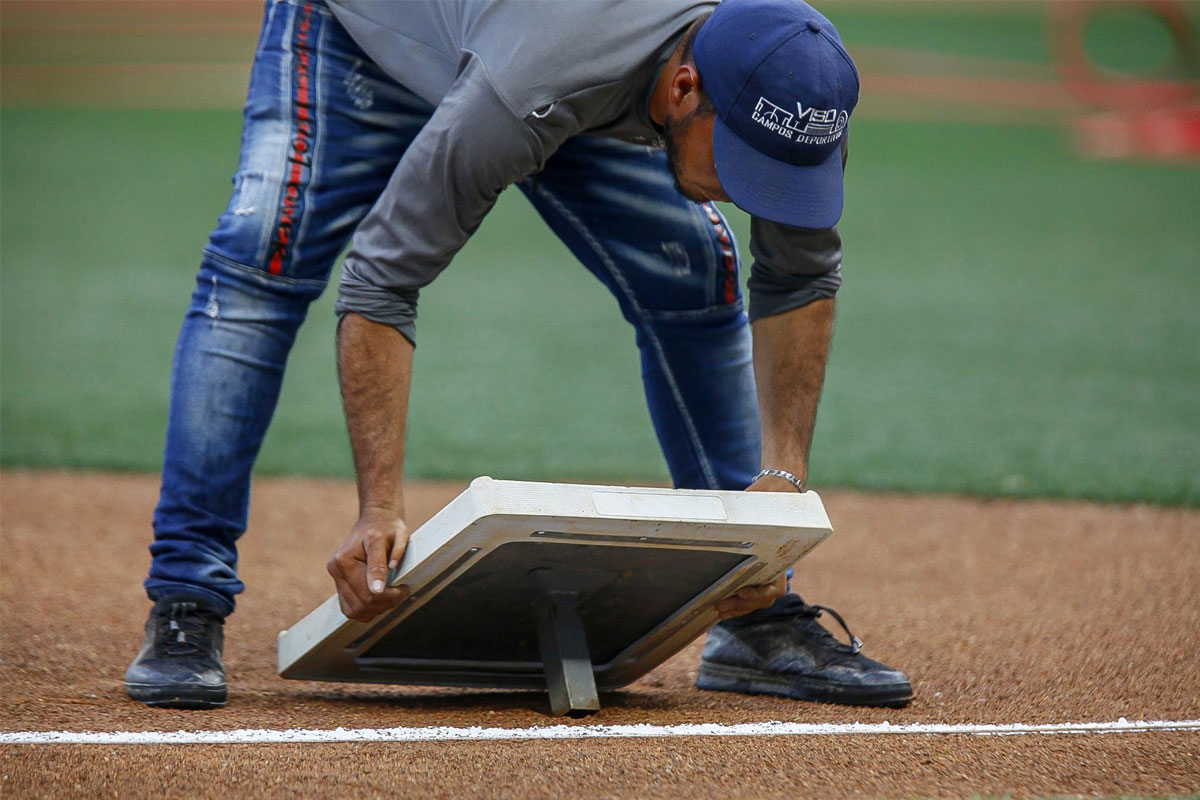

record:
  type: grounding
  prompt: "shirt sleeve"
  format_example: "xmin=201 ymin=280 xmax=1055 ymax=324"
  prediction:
xmin=334 ymin=53 xmax=566 ymax=345
xmin=744 ymin=135 xmax=849 ymax=322
xmin=746 ymin=219 xmax=844 ymax=322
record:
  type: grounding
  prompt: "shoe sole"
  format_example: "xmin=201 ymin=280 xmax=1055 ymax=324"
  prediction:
xmin=125 ymin=682 xmax=227 ymax=709
xmin=696 ymin=662 xmax=913 ymax=708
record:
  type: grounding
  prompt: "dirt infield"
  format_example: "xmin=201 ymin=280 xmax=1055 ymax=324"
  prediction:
xmin=2 ymin=470 xmax=1198 ymax=798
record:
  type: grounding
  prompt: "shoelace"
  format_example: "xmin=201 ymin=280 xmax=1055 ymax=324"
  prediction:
xmin=798 ymin=601 xmax=864 ymax=655
xmin=157 ymin=602 xmax=213 ymax=657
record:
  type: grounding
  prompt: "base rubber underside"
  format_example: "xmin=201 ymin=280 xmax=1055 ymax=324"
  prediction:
xmin=696 ymin=661 xmax=913 ymax=708
xmin=125 ymin=682 xmax=227 ymax=709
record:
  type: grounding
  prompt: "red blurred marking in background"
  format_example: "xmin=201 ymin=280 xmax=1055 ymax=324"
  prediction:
xmin=1049 ymin=0 xmax=1200 ymax=160
xmin=1076 ymin=106 xmax=1200 ymax=160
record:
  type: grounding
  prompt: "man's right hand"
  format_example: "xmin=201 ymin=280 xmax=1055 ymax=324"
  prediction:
xmin=326 ymin=508 xmax=412 ymax=622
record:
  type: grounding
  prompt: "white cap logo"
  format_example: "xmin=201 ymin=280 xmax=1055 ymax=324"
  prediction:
xmin=752 ymin=96 xmax=848 ymax=145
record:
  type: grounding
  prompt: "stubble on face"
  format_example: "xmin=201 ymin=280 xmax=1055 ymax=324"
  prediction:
xmin=663 ymin=108 xmax=712 ymax=202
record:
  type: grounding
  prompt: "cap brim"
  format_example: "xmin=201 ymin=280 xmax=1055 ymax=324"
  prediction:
xmin=712 ymin=115 xmax=845 ymax=229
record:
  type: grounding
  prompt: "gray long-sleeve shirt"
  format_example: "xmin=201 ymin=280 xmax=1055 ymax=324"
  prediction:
xmin=329 ymin=0 xmax=843 ymax=343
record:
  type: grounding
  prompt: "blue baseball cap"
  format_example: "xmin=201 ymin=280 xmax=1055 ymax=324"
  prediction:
xmin=694 ymin=0 xmax=859 ymax=228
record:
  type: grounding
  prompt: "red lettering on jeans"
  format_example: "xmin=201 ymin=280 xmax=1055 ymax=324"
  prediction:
xmin=703 ymin=204 xmax=738 ymax=305
xmin=269 ymin=1 xmax=315 ymax=275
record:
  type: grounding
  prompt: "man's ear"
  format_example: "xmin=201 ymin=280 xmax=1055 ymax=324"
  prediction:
xmin=670 ymin=63 xmax=702 ymax=113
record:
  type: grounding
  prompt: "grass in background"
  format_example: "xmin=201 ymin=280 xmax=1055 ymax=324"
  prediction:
xmin=834 ymin=1 xmax=1052 ymax=63
xmin=0 ymin=109 xmax=667 ymax=482
xmin=2 ymin=108 xmax=1196 ymax=505
xmin=834 ymin=0 xmax=1199 ymax=74
xmin=3 ymin=0 xmax=1198 ymax=504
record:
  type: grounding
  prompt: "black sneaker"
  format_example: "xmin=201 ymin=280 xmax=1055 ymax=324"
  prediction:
xmin=697 ymin=594 xmax=912 ymax=707
xmin=125 ymin=595 xmax=227 ymax=709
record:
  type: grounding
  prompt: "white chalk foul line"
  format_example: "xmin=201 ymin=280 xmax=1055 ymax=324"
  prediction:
xmin=2 ymin=718 xmax=1198 ymax=745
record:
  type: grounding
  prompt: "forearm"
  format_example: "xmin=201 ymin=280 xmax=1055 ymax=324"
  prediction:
xmin=336 ymin=312 xmax=414 ymax=517
xmin=751 ymin=297 xmax=835 ymax=486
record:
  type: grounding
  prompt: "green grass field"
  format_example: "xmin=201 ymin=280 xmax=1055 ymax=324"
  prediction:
xmin=2 ymin=2 xmax=1198 ymax=505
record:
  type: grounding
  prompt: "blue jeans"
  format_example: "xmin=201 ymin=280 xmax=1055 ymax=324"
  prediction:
xmin=146 ymin=0 xmax=761 ymax=616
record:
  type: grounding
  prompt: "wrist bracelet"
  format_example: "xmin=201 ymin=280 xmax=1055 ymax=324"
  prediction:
xmin=753 ymin=468 xmax=806 ymax=493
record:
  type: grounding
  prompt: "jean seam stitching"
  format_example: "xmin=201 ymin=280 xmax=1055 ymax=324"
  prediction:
xmin=535 ymin=185 xmax=719 ymax=489
xmin=641 ymin=300 xmax=745 ymax=321
xmin=203 ymin=249 xmax=328 ymax=288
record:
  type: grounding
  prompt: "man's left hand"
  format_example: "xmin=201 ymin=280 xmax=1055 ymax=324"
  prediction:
xmin=714 ymin=574 xmax=787 ymax=619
